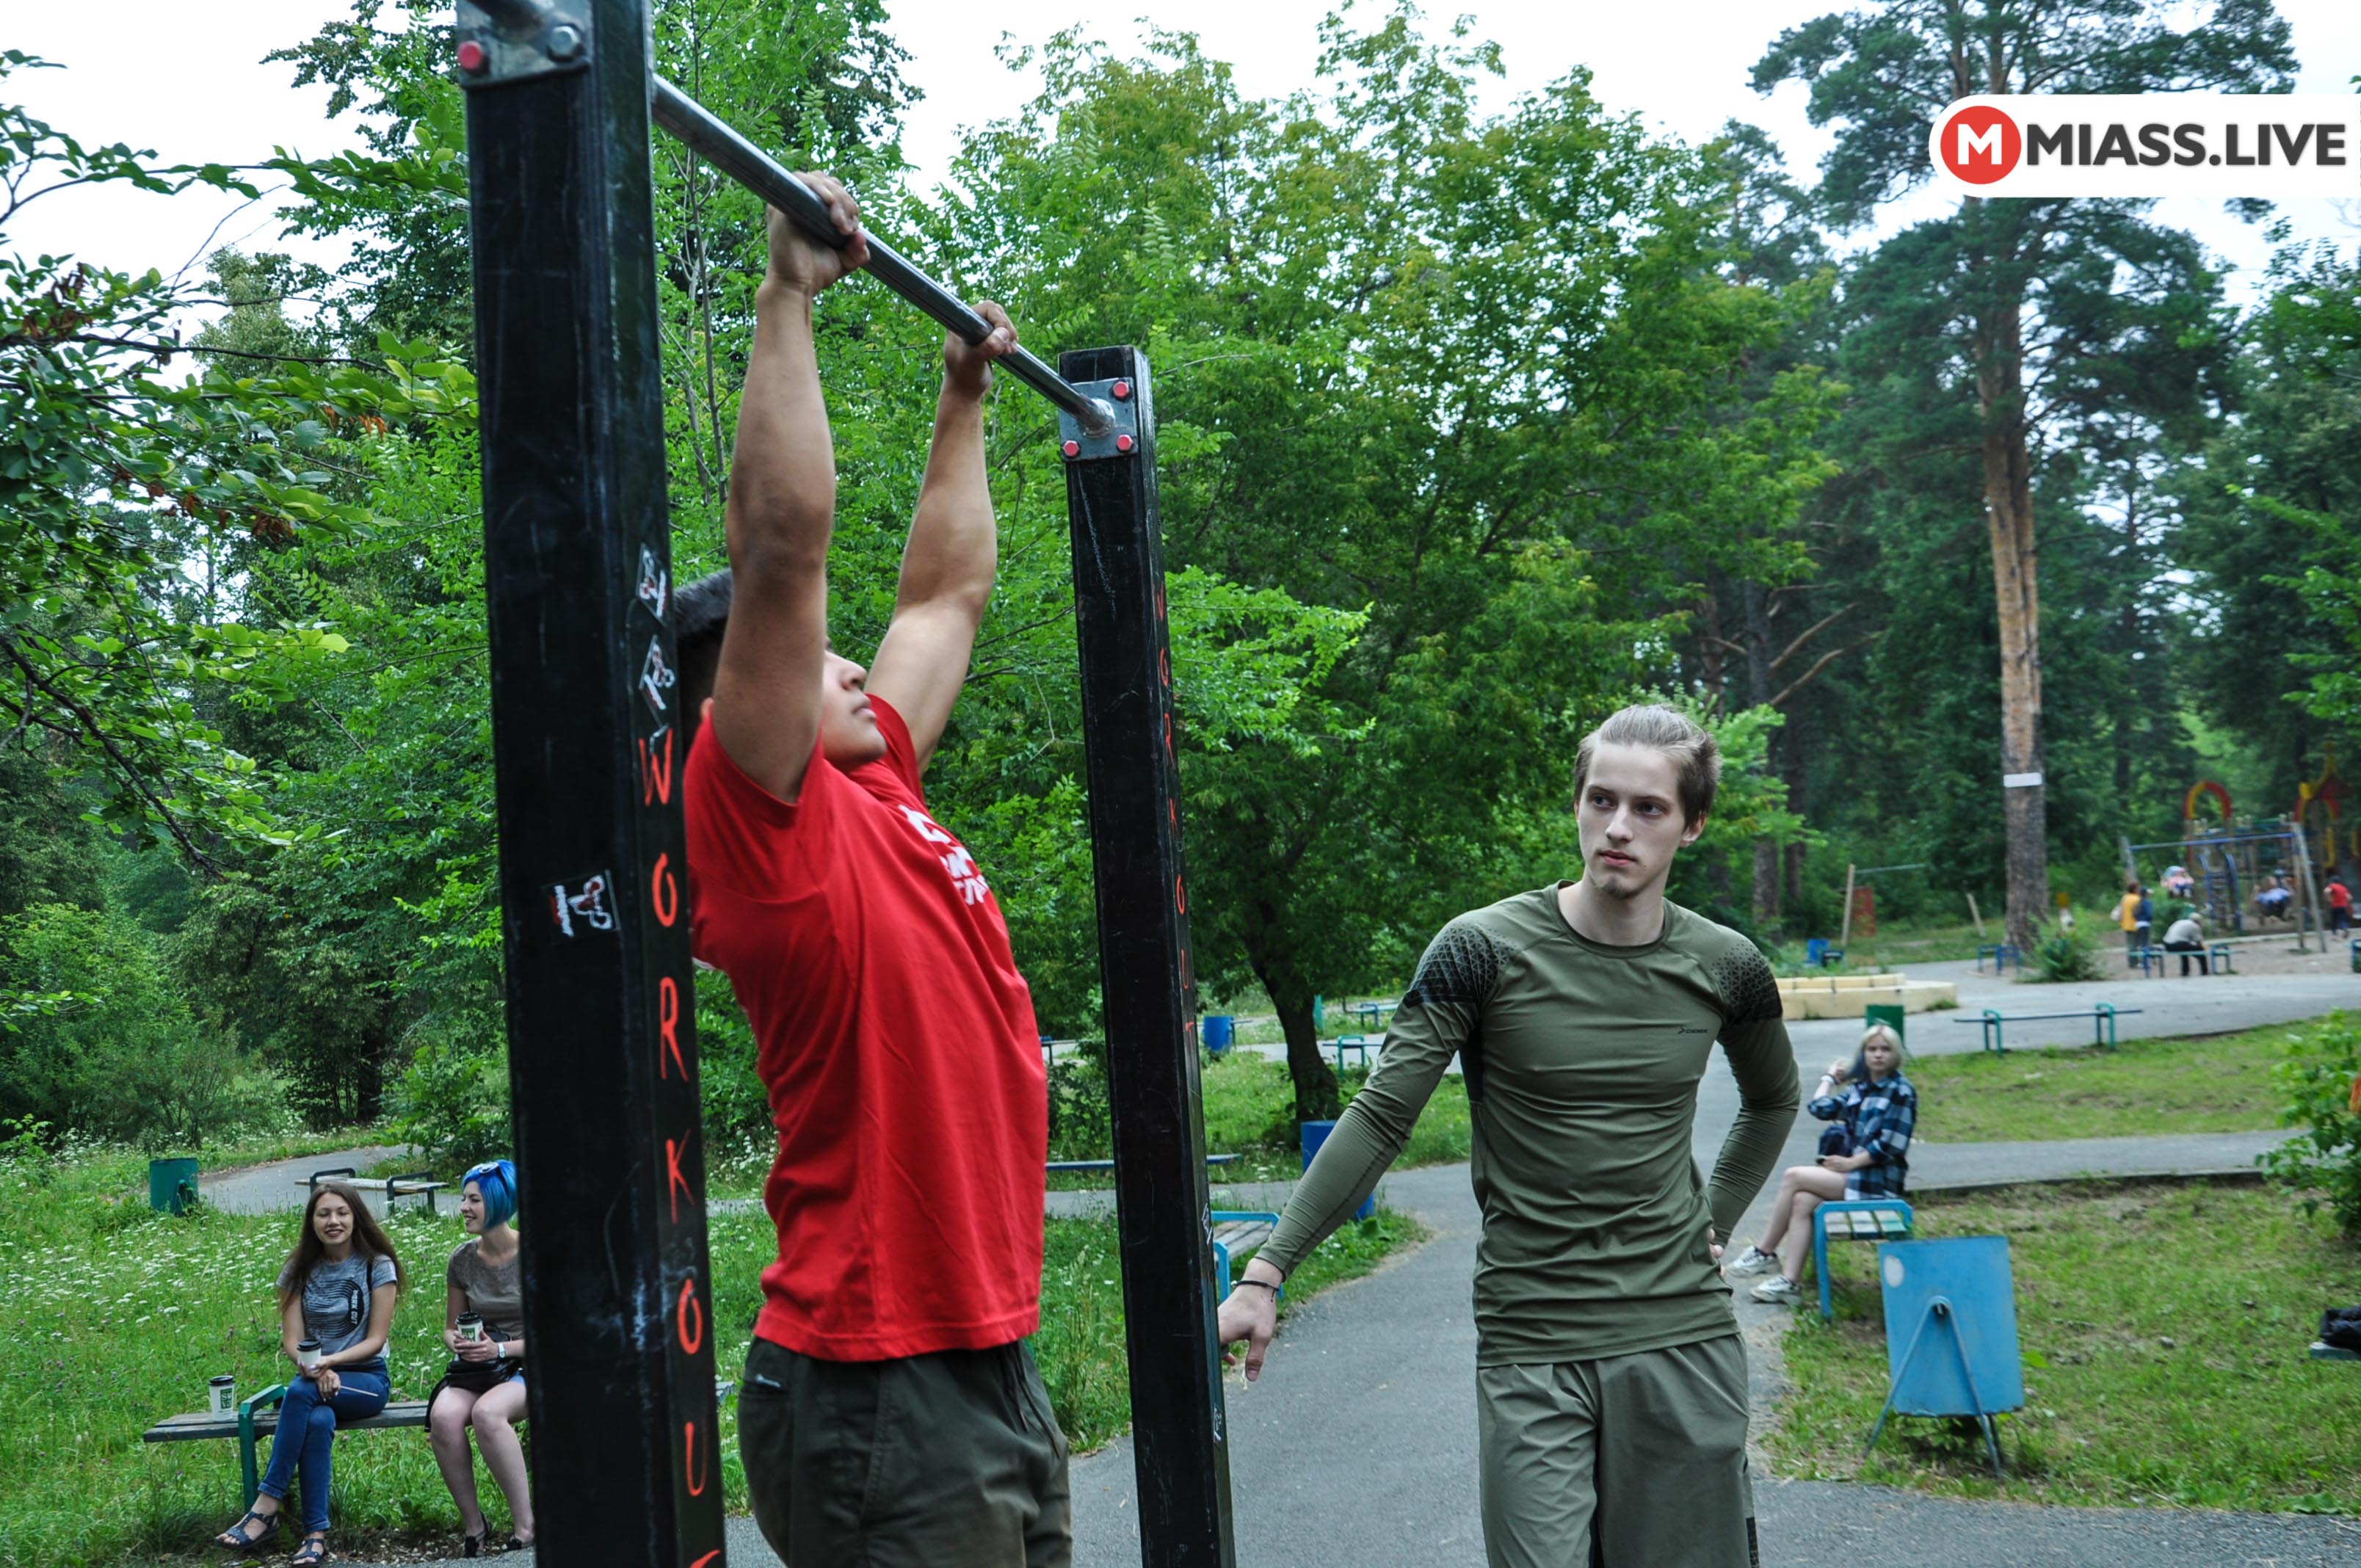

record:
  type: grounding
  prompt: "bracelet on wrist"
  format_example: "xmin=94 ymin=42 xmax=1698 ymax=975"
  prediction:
xmin=1234 ymin=1277 xmax=1279 ymax=1293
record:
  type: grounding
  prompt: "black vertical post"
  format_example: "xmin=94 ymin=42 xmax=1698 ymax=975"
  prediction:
xmin=463 ymin=3 xmax=726 ymax=1564
xmin=1060 ymin=346 xmax=1236 ymax=1567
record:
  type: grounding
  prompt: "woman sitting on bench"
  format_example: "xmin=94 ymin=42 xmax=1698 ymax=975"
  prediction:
xmin=213 ymin=1181 xmax=405 ymax=1563
xmin=1726 ymin=1022 xmax=1916 ymax=1306
xmin=429 ymin=1159 xmax=534 ymax=1556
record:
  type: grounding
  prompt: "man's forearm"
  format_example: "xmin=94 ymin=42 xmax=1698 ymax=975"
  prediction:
xmin=899 ymin=380 xmax=995 ymax=609
xmin=728 ymin=282 xmax=835 ymax=571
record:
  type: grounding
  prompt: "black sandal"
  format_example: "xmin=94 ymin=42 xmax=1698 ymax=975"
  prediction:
xmin=459 ymin=1528 xmax=490 ymax=1558
xmin=212 ymin=1507 xmax=280 ymax=1553
xmin=292 ymin=1531 xmax=331 ymax=1566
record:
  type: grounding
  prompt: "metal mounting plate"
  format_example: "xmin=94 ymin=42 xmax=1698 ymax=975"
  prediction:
xmin=1058 ymin=378 xmax=1141 ymax=462
xmin=454 ymin=1 xmax=591 ymax=88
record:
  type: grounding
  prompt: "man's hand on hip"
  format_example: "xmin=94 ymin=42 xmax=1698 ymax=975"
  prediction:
xmin=1218 ymin=1258 xmax=1283 ymax=1382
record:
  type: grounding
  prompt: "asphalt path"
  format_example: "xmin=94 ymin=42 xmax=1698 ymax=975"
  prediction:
xmin=197 ymin=1144 xmax=415 ymax=1216
xmin=1062 ymin=1164 xmax=2361 ymax=1568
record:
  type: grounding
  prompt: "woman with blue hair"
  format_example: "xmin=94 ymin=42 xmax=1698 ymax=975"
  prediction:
xmin=428 ymin=1159 xmax=534 ymax=1554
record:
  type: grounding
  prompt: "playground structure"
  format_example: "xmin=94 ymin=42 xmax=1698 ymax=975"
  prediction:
xmin=2122 ymin=773 xmax=2337 ymax=947
xmin=1775 ymin=970 xmax=1958 ymax=1020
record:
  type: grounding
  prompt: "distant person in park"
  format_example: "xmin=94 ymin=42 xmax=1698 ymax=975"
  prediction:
xmin=675 ymin=180 xmax=1066 ymax=1567
xmin=1727 ymin=1022 xmax=1916 ymax=1306
xmin=2162 ymin=908 xmax=2211 ymax=976
xmin=2117 ymin=879 xmax=2151 ymax=957
xmin=212 ymin=1181 xmax=404 ymax=1564
xmin=2329 ymin=874 xmax=2352 ymax=934
xmin=2255 ymin=873 xmax=2293 ymax=921
xmin=1218 ymin=704 xmax=1800 ymax=1568
xmin=429 ymin=1159 xmax=532 ymax=1556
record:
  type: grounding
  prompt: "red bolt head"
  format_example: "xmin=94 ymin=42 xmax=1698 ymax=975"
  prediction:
xmin=1062 ymin=440 xmax=1081 ymax=459
xmin=1111 ymin=380 xmax=1131 ymax=400
xmin=457 ymin=40 xmax=488 ymax=73
xmin=1115 ymin=434 xmax=1135 ymax=453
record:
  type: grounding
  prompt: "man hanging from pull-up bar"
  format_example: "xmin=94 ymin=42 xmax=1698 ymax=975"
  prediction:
xmin=675 ymin=177 xmax=1070 ymax=1567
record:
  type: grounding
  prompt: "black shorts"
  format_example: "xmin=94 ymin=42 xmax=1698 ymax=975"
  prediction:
xmin=739 ymin=1337 xmax=1070 ymax=1568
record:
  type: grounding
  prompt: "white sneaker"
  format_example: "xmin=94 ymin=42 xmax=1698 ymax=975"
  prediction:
xmin=1750 ymin=1276 xmax=1802 ymax=1305
xmin=1724 ymin=1245 xmax=1778 ymax=1277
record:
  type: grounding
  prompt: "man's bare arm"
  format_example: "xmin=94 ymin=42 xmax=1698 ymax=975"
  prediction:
xmin=708 ymin=181 xmax=869 ymax=802
xmin=865 ymin=302 xmax=1015 ymax=773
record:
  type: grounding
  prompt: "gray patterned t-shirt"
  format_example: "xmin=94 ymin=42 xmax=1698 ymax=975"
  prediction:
xmin=278 ymin=1253 xmax=399 ymax=1370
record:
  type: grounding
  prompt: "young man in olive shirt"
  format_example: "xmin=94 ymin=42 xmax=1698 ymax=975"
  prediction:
xmin=1219 ymin=704 xmax=1800 ymax=1567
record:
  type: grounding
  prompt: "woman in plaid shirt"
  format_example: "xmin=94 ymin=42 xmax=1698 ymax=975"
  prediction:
xmin=1726 ymin=1023 xmax=1916 ymax=1305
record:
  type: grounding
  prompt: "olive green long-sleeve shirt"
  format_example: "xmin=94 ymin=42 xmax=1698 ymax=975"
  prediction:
xmin=1260 ymin=885 xmax=1800 ymax=1365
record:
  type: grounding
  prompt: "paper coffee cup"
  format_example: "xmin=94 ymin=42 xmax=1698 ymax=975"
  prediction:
xmin=209 ymin=1375 xmax=236 ymax=1415
xmin=297 ymin=1337 xmax=321 ymax=1371
xmin=457 ymin=1313 xmax=484 ymax=1344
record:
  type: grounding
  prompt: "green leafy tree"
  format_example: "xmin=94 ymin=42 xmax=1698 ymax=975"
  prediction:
xmin=1755 ymin=0 xmax=2292 ymax=947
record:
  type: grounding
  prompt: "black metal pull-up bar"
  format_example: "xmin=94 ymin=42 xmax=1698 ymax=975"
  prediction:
xmin=463 ymin=0 xmax=1117 ymax=438
xmin=647 ymin=80 xmax=1120 ymax=440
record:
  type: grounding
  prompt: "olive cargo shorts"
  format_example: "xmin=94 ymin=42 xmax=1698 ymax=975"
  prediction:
xmin=739 ymin=1337 xmax=1072 ymax=1567
xmin=1476 ymin=1334 xmax=1758 ymax=1568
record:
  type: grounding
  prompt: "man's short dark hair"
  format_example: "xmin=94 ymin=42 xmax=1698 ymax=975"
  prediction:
xmin=674 ymin=567 xmax=733 ymax=749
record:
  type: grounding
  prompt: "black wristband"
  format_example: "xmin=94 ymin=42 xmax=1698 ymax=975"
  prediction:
xmin=1234 ymin=1277 xmax=1280 ymax=1293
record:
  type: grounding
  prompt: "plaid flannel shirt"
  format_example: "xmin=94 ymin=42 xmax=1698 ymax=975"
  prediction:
xmin=1807 ymin=1073 xmax=1916 ymax=1199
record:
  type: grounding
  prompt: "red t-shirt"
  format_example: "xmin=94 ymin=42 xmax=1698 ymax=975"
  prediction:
xmin=2332 ymin=882 xmax=2351 ymax=910
xmin=685 ymin=698 xmax=1045 ymax=1361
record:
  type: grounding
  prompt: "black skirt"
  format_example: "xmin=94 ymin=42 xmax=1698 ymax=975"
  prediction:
xmin=432 ymin=1356 xmax=526 ymax=1400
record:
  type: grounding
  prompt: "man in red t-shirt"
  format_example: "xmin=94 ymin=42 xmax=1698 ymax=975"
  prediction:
xmin=675 ymin=177 xmax=1067 ymax=1566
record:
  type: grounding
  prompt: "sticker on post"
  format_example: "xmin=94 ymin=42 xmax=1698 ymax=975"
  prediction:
xmin=547 ymin=872 xmax=616 ymax=937
xmin=2002 ymin=771 xmax=2043 ymax=788
xmin=639 ymin=638 xmax=676 ymax=714
xmin=636 ymin=547 xmax=670 ymax=622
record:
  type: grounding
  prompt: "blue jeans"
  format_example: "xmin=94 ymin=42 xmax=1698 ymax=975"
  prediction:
xmin=256 ymin=1368 xmax=390 ymax=1531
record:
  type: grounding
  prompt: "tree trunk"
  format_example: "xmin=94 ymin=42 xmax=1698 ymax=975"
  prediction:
xmin=1752 ymin=839 xmax=1782 ymax=929
xmin=1272 ymin=986 xmax=1339 ymax=1123
xmin=1741 ymin=582 xmax=1782 ymax=929
xmin=1976 ymin=283 xmax=2049 ymax=952
xmin=2115 ymin=483 xmax=2139 ymax=804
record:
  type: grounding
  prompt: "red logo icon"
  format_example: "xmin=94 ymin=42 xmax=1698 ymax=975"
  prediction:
xmin=1937 ymin=104 xmax=2021 ymax=184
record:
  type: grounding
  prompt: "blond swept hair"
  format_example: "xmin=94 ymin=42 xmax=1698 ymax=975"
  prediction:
xmin=1572 ymin=705 xmax=1720 ymax=826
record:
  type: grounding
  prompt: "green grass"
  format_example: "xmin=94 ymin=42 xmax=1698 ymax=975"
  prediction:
xmin=1197 ymin=1051 xmax=1470 ymax=1180
xmin=1768 ymin=1179 xmax=2361 ymax=1514
xmin=1905 ymin=1019 xmax=2311 ymax=1143
xmin=0 ymin=1143 xmax=1419 ymax=1564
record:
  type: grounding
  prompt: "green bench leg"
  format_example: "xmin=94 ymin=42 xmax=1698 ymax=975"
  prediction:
xmin=239 ymin=1384 xmax=289 ymax=1508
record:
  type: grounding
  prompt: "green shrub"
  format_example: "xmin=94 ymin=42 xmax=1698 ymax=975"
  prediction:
xmin=2262 ymin=1013 xmax=2361 ymax=1232
xmin=2029 ymin=919 xmax=2106 ymax=983
xmin=388 ymin=1030 xmax=511 ymax=1172
xmin=0 ymin=903 xmax=259 ymax=1147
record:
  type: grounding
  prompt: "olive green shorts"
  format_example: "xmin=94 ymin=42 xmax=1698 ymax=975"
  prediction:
xmin=739 ymin=1336 xmax=1071 ymax=1568
xmin=1476 ymin=1334 xmax=1757 ymax=1568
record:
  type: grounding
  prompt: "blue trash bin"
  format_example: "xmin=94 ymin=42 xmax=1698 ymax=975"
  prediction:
xmin=1203 ymin=1015 xmax=1234 ymax=1053
xmin=148 ymin=1157 xmax=199 ymax=1215
xmin=1299 ymin=1119 xmax=1375 ymax=1221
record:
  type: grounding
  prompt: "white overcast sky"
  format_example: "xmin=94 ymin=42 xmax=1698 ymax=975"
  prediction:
xmin=6 ymin=0 xmax=2357 ymax=304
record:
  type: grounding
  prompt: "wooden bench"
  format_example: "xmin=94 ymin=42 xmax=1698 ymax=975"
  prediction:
xmin=295 ymin=1167 xmax=450 ymax=1214
xmin=1810 ymin=1199 xmax=1913 ymax=1321
xmin=1210 ymin=1211 xmax=1280 ymax=1299
xmin=1332 ymin=1034 xmax=1378 ymax=1071
xmin=1951 ymin=1003 xmax=2141 ymax=1055
xmin=1975 ymin=943 xmax=2022 ymax=974
xmin=145 ymin=1378 xmax=736 ymax=1506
